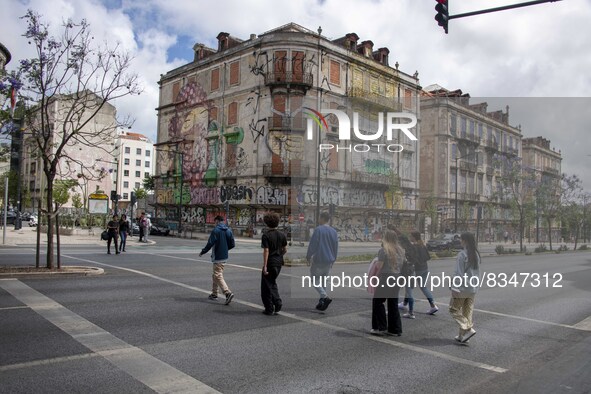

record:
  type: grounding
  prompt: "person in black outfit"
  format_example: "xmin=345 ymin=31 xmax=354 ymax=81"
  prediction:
xmin=106 ymin=215 xmax=120 ymax=255
xmin=261 ymin=212 xmax=287 ymax=315
xmin=119 ymin=214 xmax=129 ymax=252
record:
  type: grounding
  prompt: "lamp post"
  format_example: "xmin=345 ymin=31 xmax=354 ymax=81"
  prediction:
xmin=454 ymin=151 xmax=479 ymax=233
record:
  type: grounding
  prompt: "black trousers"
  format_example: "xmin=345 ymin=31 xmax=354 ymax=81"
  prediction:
xmin=372 ymin=298 xmax=402 ymax=334
xmin=261 ymin=266 xmax=282 ymax=312
xmin=107 ymin=233 xmax=119 ymax=253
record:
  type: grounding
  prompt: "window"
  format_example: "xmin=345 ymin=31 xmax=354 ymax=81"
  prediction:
xmin=228 ymin=102 xmax=238 ymax=125
xmin=211 ymin=67 xmax=220 ymax=91
xmin=145 ymin=161 xmax=150 ymax=168
xmin=135 ymin=182 xmax=140 ymax=189
xmin=229 ymin=61 xmax=240 ymax=85
xmin=209 ymin=107 xmax=218 ymax=123
xmin=124 ymin=147 xmax=130 ymax=154
xmin=135 ymin=159 xmax=141 ymax=166
xmin=145 ymin=150 xmax=150 ymax=157
xmin=135 ymin=171 xmax=141 ymax=177
xmin=329 ymin=60 xmax=341 ymax=85
xmin=123 ymin=193 xmax=129 ymax=200
xmin=123 ymin=170 xmax=129 ymax=177
xmin=450 ymin=114 xmax=457 ymax=135
xmin=461 ymin=117 xmax=467 ymax=138
xmin=144 ymin=172 xmax=149 ymax=178
xmin=124 ymin=158 xmax=130 ymax=165
xmin=136 ymin=148 xmax=142 ymax=155
xmin=123 ymin=181 xmax=129 ymax=188
xmin=404 ymin=89 xmax=412 ymax=109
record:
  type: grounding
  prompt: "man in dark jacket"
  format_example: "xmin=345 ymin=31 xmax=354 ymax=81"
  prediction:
xmin=199 ymin=216 xmax=236 ymax=305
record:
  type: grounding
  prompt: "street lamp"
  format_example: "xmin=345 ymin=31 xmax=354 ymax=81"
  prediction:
xmin=454 ymin=151 xmax=479 ymax=233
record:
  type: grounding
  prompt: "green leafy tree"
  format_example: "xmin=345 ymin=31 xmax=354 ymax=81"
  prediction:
xmin=13 ymin=10 xmax=141 ymax=269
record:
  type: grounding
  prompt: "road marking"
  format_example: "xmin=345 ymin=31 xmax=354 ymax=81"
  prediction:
xmin=63 ymin=254 xmax=507 ymax=374
xmin=573 ymin=315 xmax=591 ymax=331
xmin=0 ymin=279 xmax=221 ymax=394
xmin=0 ymin=353 xmax=100 ymax=372
xmin=0 ymin=306 xmax=29 ymax=311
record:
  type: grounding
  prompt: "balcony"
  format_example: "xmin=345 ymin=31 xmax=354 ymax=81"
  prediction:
xmin=263 ymin=162 xmax=310 ymax=183
xmin=542 ymin=166 xmax=560 ymax=177
xmin=350 ymin=171 xmax=391 ymax=187
xmin=264 ymin=72 xmax=313 ymax=90
xmin=483 ymin=139 xmax=499 ymax=151
xmin=267 ymin=116 xmax=306 ymax=132
xmin=459 ymin=193 xmax=480 ymax=202
xmin=347 ymin=86 xmax=403 ymax=111
xmin=459 ymin=161 xmax=478 ymax=173
xmin=456 ymin=133 xmax=480 ymax=146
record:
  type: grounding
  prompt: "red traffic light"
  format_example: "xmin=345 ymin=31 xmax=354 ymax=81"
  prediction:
xmin=435 ymin=0 xmax=449 ymax=33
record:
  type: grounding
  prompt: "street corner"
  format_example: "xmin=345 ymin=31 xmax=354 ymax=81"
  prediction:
xmin=0 ymin=265 xmax=104 ymax=278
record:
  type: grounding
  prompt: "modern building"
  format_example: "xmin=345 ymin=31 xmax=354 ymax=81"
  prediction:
xmin=420 ymin=86 xmax=523 ymax=241
xmin=522 ymin=136 xmax=562 ymax=242
xmin=114 ymin=130 xmax=154 ymax=213
xmin=155 ymin=23 xmax=422 ymax=238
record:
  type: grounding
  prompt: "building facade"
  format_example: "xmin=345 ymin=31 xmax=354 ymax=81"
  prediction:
xmin=522 ymin=136 xmax=562 ymax=242
xmin=420 ymin=86 xmax=524 ymax=241
xmin=115 ymin=130 xmax=154 ymax=207
xmin=156 ymin=23 xmax=421 ymax=238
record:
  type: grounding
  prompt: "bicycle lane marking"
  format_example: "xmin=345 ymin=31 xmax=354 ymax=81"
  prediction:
xmin=63 ymin=254 xmax=507 ymax=374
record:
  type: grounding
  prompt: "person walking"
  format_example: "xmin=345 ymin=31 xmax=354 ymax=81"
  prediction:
xmin=388 ymin=226 xmax=418 ymax=319
xmin=199 ymin=215 xmax=235 ymax=305
xmin=369 ymin=229 xmax=404 ymax=336
xmin=449 ymin=232 xmax=481 ymax=343
xmin=306 ymin=212 xmax=338 ymax=311
xmin=118 ymin=214 xmax=129 ymax=252
xmin=410 ymin=231 xmax=439 ymax=314
xmin=138 ymin=213 xmax=145 ymax=242
xmin=106 ymin=215 xmax=120 ymax=255
xmin=260 ymin=212 xmax=287 ymax=315
xmin=142 ymin=214 xmax=151 ymax=243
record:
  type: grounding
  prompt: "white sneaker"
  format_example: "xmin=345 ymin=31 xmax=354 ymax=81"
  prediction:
xmin=462 ymin=328 xmax=476 ymax=343
xmin=398 ymin=302 xmax=408 ymax=311
xmin=428 ymin=305 xmax=439 ymax=315
xmin=402 ymin=312 xmax=416 ymax=319
xmin=454 ymin=335 xmax=463 ymax=342
xmin=370 ymin=329 xmax=385 ymax=336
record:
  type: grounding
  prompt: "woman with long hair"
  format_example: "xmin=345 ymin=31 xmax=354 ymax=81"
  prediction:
xmin=410 ymin=231 xmax=438 ymax=314
xmin=449 ymin=232 xmax=481 ymax=343
xmin=370 ymin=230 xmax=405 ymax=336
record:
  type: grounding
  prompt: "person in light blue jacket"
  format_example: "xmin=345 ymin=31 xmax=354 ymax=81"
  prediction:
xmin=306 ymin=212 xmax=338 ymax=311
xmin=449 ymin=232 xmax=480 ymax=343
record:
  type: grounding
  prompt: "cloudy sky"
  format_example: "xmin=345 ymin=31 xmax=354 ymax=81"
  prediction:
xmin=2 ymin=0 xmax=590 ymax=187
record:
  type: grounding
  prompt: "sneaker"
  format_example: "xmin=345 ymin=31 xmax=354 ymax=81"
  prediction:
xmin=454 ymin=335 xmax=463 ymax=342
xmin=385 ymin=332 xmax=402 ymax=337
xmin=208 ymin=294 xmax=218 ymax=300
xmin=398 ymin=302 xmax=408 ymax=311
xmin=262 ymin=309 xmax=274 ymax=316
xmin=224 ymin=292 xmax=234 ymax=305
xmin=428 ymin=305 xmax=439 ymax=315
xmin=273 ymin=304 xmax=282 ymax=315
xmin=319 ymin=297 xmax=332 ymax=311
xmin=462 ymin=328 xmax=476 ymax=343
xmin=403 ymin=312 xmax=416 ymax=319
xmin=315 ymin=298 xmax=325 ymax=310
xmin=370 ymin=329 xmax=385 ymax=336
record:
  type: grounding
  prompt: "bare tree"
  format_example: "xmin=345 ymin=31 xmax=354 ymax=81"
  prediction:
xmin=15 ymin=10 xmax=141 ymax=269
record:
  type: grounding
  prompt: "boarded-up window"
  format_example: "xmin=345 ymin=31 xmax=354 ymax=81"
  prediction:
xmin=228 ymin=102 xmax=238 ymax=125
xmin=370 ymin=76 xmax=379 ymax=94
xmin=274 ymin=51 xmax=287 ymax=74
xmin=229 ymin=61 xmax=240 ymax=85
xmin=209 ymin=107 xmax=218 ymax=123
xmin=404 ymin=89 xmax=413 ymax=109
xmin=273 ymin=94 xmax=286 ymax=114
xmin=292 ymin=51 xmax=305 ymax=82
xmin=329 ymin=60 xmax=341 ymax=85
xmin=172 ymin=82 xmax=180 ymax=102
xmin=226 ymin=144 xmax=236 ymax=168
xmin=211 ymin=68 xmax=220 ymax=91
xmin=328 ymin=149 xmax=338 ymax=171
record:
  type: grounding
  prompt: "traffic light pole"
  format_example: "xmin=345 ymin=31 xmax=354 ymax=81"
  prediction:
xmin=449 ymin=0 xmax=562 ymax=21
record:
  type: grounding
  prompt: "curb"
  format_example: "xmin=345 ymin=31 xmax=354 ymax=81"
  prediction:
xmin=0 ymin=266 xmax=105 ymax=278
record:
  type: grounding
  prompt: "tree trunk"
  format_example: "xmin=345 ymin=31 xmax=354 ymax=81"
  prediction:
xmin=46 ymin=182 xmax=54 ymax=269
xmin=56 ymin=211 xmax=61 ymax=269
xmin=547 ymin=219 xmax=553 ymax=251
xmin=520 ymin=213 xmax=524 ymax=252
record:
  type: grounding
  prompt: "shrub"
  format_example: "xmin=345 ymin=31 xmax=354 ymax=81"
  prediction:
xmin=579 ymin=244 xmax=588 ymax=250
xmin=534 ymin=244 xmax=548 ymax=253
xmin=435 ymin=249 xmax=456 ymax=258
xmin=558 ymin=245 xmax=568 ymax=251
xmin=495 ymin=245 xmax=505 ymax=255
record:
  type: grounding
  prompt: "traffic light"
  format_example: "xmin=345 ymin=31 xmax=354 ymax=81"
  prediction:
xmin=110 ymin=190 xmax=117 ymax=201
xmin=435 ymin=0 xmax=449 ymax=34
xmin=130 ymin=191 xmax=136 ymax=205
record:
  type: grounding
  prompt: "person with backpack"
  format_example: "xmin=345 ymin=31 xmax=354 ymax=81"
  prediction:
xmin=410 ymin=231 xmax=439 ymax=315
xmin=106 ymin=215 xmax=120 ymax=255
xmin=260 ymin=212 xmax=287 ymax=315
xmin=449 ymin=232 xmax=481 ymax=343
xmin=369 ymin=229 xmax=405 ymax=336
xmin=199 ymin=215 xmax=236 ymax=305
xmin=118 ymin=214 xmax=129 ymax=252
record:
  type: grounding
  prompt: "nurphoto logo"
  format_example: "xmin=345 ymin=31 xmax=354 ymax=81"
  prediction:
xmin=304 ymin=107 xmax=418 ymax=153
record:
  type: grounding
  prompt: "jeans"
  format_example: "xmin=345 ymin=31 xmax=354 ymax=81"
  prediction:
xmin=404 ymin=270 xmax=436 ymax=311
xmin=107 ymin=233 xmax=118 ymax=254
xmin=261 ymin=266 xmax=282 ymax=312
xmin=310 ymin=264 xmax=332 ymax=298
xmin=119 ymin=230 xmax=127 ymax=251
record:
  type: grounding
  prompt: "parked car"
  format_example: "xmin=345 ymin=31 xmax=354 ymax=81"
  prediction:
xmin=1 ymin=211 xmax=17 ymax=226
xmin=150 ymin=220 xmax=170 ymax=236
xmin=132 ymin=222 xmax=140 ymax=234
xmin=427 ymin=233 xmax=462 ymax=251
xmin=29 ymin=215 xmax=38 ymax=227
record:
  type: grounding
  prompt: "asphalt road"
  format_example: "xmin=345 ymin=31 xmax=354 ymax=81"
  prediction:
xmin=1 ymin=237 xmax=590 ymax=393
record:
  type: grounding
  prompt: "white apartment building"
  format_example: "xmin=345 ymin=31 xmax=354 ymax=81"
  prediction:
xmin=115 ymin=131 xmax=154 ymax=205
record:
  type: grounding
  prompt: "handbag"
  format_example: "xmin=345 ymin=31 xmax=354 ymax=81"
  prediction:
xmin=100 ymin=230 xmax=109 ymax=241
